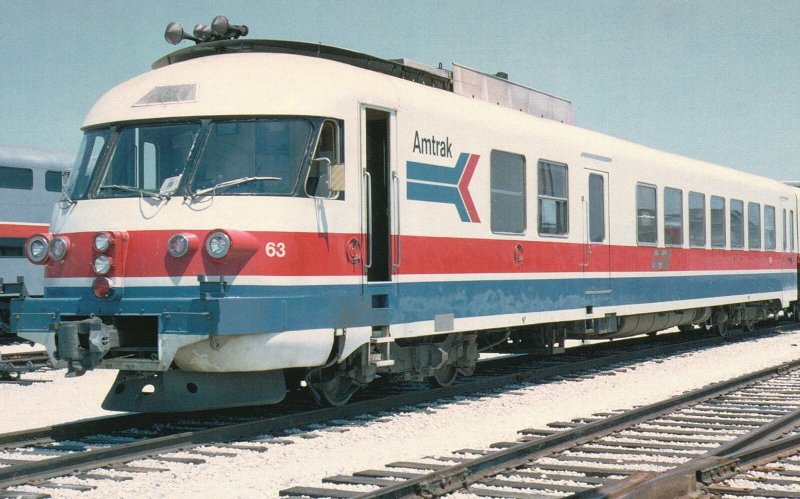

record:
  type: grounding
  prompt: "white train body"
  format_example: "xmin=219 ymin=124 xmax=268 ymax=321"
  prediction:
xmin=12 ymin=36 xmax=799 ymax=411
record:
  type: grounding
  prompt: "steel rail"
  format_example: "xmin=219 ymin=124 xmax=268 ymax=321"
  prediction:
xmin=0 ymin=330 xmax=742 ymax=491
xmin=345 ymin=358 xmax=800 ymax=499
xmin=579 ymin=401 xmax=800 ymax=497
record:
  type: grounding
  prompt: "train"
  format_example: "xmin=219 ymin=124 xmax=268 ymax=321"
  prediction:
xmin=0 ymin=145 xmax=73 ymax=343
xmin=11 ymin=17 xmax=799 ymax=412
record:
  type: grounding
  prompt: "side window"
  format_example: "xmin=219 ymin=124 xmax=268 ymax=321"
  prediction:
xmin=45 ymin=170 xmax=63 ymax=192
xmin=748 ymin=202 xmax=761 ymax=250
xmin=689 ymin=192 xmax=706 ymax=247
xmin=537 ymin=160 xmax=568 ymax=236
xmin=490 ymin=150 xmax=526 ymax=234
xmin=0 ymin=166 xmax=33 ymax=190
xmin=588 ymin=173 xmax=605 ymax=243
xmin=710 ymin=196 xmax=726 ymax=248
xmin=636 ymin=184 xmax=657 ymax=245
xmin=306 ymin=120 xmax=343 ymax=199
xmin=730 ymin=199 xmax=744 ymax=249
xmin=0 ymin=237 xmax=25 ymax=257
xmin=764 ymin=205 xmax=776 ymax=251
xmin=664 ymin=187 xmax=683 ymax=246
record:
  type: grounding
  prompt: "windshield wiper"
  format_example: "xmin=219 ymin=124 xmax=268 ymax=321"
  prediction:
xmin=99 ymin=184 xmax=164 ymax=200
xmin=192 ymin=176 xmax=281 ymax=198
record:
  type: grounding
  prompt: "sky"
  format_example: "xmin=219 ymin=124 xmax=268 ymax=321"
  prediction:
xmin=1 ymin=1 xmax=798 ymax=181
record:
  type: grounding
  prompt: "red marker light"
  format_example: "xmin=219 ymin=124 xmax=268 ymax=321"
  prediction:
xmin=92 ymin=277 xmax=114 ymax=299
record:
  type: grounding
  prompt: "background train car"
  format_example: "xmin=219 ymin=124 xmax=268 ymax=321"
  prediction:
xmin=0 ymin=145 xmax=73 ymax=343
xmin=11 ymin=18 xmax=800 ymax=410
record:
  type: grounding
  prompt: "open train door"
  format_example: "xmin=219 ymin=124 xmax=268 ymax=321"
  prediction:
xmin=583 ymin=169 xmax=612 ymax=309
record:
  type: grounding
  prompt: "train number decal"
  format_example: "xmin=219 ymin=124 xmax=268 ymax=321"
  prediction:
xmin=265 ymin=242 xmax=286 ymax=258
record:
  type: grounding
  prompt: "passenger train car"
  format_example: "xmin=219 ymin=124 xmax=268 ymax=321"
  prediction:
xmin=0 ymin=145 xmax=72 ymax=342
xmin=11 ymin=18 xmax=799 ymax=411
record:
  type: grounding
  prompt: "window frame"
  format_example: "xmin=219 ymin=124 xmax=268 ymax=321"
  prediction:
xmin=730 ymin=198 xmax=745 ymax=249
xmin=0 ymin=166 xmax=34 ymax=190
xmin=663 ymin=186 xmax=684 ymax=247
xmin=636 ymin=183 xmax=658 ymax=246
xmin=536 ymin=159 xmax=569 ymax=237
xmin=588 ymin=173 xmax=605 ymax=243
xmin=747 ymin=202 xmax=761 ymax=250
xmin=764 ymin=205 xmax=776 ymax=251
xmin=688 ymin=191 xmax=706 ymax=248
xmin=490 ymin=149 xmax=527 ymax=235
xmin=710 ymin=195 xmax=726 ymax=249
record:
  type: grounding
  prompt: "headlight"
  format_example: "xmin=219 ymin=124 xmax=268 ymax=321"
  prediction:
xmin=93 ymin=255 xmax=113 ymax=275
xmin=25 ymin=235 xmax=50 ymax=264
xmin=168 ymin=233 xmax=197 ymax=258
xmin=48 ymin=236 xmax=70 ymax=261
xmin=94 ymin=232 xmax=114 ymax=252
xmin=205 ymin=231 xmax=231 ymax=259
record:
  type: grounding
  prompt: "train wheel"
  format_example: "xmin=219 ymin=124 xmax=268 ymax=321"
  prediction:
xmin=739 ymin=317 xmax=753 ymax=333
xmin=426 ymin=364 xmax=458 ymax=388
xmin=315 ymin=375 xmax=360 ymax=407
xmin=705 ymin=318 xmax=729 ymax=337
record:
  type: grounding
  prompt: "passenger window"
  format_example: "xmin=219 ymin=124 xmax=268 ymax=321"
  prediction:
xmin=45 ymin=170 xmax=63 ymax=192
xmin=748 ymin=202 xmax=761 ymax=250
xmin=491 ymin=150 xmax=526 ymax=234
xmin=0 ymin=237 xmax=25 ymax=257
xmin=730 ymin=199 xmax=744 ymax=249
xmin=588 ymin=173 xmax=605 ymax=242
xmin=764 ymin=205 xmax=776 ymax=251
xmin=537 ymin=160 xmax=568 ymax=236
xmin=710 ymin=196 xmax=726 ymax=248
xmin=689 ymin=192 xmax=706 ymax=247
xmin=0 ymin=166 xmax=33 ymax=190
xmin=664 ymin=187 xmax=683 ymax=246
xmin=636 ymin=184 xmax=657 ymax=245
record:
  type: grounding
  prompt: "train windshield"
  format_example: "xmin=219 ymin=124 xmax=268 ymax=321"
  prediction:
xmin=67 ymin=129 xmax=112 ymax=199
xmin=92 ymin=123 xmax=201 ymax=199
xmin=190 ymin=119 xmax=314 ymax=196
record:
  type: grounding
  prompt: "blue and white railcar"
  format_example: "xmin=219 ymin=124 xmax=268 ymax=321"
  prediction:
xmin=0 ymin=145 xmax=72 ymax=341
xmin=12 ymin=18 xmax=799 ymax=410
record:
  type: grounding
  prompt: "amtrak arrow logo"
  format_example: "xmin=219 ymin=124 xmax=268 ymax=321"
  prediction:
xmin=406 ymin=153 xmax=480 ymax=223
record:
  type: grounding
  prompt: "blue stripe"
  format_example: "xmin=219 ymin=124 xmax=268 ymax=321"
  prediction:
xmin=14 ymin=272 xmax=797 ymax=337
xmin=406 ymin=153 xmax=467 ymax=184
xmin=406 ymin=182 xmax=469 ymax=221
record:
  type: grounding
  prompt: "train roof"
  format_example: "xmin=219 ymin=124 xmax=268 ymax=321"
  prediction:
xmin=0 ymin=144 xmax=73 ymax=171
xmin=151 ymin=39 xmax=575 ymax=125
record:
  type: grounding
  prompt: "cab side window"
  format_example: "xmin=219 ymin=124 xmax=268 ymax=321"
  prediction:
xmin=306 ymin=120 xmax=343 ymax=199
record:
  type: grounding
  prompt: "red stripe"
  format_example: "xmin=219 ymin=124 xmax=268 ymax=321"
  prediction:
xmin=43 ymin=230 xmax=798 ymax=279
xmin=45 ymin=230 xmax=365 ymax=279
xmin=459 ymin=154 xmax=480 ymax=223
xmin=0 ymin=222 xmax=48 ymax=238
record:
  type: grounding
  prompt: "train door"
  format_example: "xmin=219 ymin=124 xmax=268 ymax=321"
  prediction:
xmin=781 ymin=196 xmax=796 ymax=306
xmin=362 ymin=107 xmax=395 ymax=284
xmin=583 ymin=169 xmax=612 ymax=302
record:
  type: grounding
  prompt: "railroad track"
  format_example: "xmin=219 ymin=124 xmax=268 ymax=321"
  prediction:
xmin=0 ymin=324 xmax=792 ymax=496
xmin=279 ymin=354 xmax=800 ymax=498
xmin=0 ymin=349 xmax=50 ymax=382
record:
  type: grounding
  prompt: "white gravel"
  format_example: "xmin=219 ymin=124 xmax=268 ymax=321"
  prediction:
xmin=3 ymin=327 xmax=800 ymax=498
